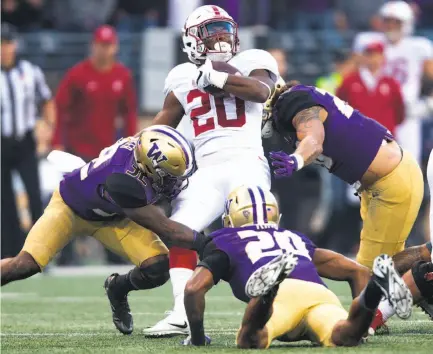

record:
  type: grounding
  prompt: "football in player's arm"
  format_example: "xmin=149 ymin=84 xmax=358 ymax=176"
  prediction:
xmin=152 ymin=57 xmax=277 ymax=128
xmin=184 ymin=243 xmax=370 ymax=346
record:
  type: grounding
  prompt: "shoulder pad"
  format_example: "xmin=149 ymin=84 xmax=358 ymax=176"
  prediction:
xmin=164 ymin=63 xmax=196 ymax=96
xmin=229 ymin=49 xmax=279 ymax=79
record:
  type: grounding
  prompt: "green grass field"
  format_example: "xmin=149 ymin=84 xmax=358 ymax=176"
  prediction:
xmin=1 ymin=270 xmax=432 ymax=353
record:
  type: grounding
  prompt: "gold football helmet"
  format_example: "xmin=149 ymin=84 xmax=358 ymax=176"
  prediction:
xmin=134 ymin=125 xmax=195 ymax=198
xmin=223 ymin=185 xmax=280 ymax=228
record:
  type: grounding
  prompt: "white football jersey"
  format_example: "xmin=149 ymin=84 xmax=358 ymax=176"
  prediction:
xmin=353 ymin=32 xmax=433 ymax=110
xmin=164 ymin=49 xmax=279 ymax=165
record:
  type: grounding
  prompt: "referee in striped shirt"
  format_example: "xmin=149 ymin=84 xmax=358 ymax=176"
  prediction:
xmin=1 ymin=23 xmax=56 ymax=258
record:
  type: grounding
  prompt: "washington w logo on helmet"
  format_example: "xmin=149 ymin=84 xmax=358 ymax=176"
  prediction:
xmin=147 ymin=142 xmax=168 ymax=165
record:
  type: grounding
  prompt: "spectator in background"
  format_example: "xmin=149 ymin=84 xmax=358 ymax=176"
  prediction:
xmin=53 ymin=25 xmax=137 ymax=161
xmin=52 ymin=26 xmax=137 ymax=266
xmin=1 ymin=24 xmax=55 ymax=258
xmin=337 ymin=42 xmax=404 ymax=135
xmin=316 ymin=50 xmax=354 ymax=94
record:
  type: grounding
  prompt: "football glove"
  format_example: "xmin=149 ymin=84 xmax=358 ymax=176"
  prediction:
xmin=195 ymin=58 xmax=228 ymax=91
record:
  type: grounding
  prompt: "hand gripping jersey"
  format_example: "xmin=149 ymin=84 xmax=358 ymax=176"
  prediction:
xmin=60 ymin=138 xmax=157 ymax=221
xmin=164 ymin=49 xmax=279 ymax=164
xmin=353 ymin=32 xmax=433 ymax=110
xmin=208 ymin=225 xmax=324 ymax=303
xmin=275 ymin=85 xmax=390 ymax=185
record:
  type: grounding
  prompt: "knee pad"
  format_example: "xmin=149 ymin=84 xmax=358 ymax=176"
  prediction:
xmin=129 ymin=257 xmax=169 ymax=290
xmin=412 ymin=261 xmax=433 ymax=302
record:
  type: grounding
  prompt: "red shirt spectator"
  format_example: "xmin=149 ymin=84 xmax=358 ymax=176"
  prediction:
xmin=53 ymin=25 xmax=137 ymax=160
xmin=337 ymin=42 xmax=404 ymax=135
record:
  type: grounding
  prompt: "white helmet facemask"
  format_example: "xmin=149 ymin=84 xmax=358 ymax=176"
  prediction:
xmin=182 ymin=6 xmax=239 ymax=64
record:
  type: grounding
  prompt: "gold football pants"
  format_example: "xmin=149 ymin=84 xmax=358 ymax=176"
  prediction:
xmin=357 ymin=149 xmax=424 ymax=268
xmin=237 ymin=279 xmax=348 ymax=348
xmin=22 ymin=190 xmax=168 ymax=269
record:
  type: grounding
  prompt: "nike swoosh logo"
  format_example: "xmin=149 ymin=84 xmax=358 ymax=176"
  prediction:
xmin=168 ymin=322 xmax=188 ymax=329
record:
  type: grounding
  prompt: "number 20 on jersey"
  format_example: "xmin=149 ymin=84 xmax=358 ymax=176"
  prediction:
xmin=187 ymin=89 xmax=246 ymax=136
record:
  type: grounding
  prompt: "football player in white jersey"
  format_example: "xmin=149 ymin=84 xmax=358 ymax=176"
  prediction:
xmin=353 ymin=1 xmax=433 ymax=163
xmin=142 ymin=5 xmax=279 ymax=337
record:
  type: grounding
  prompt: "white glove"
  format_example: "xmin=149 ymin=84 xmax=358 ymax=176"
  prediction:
xmin=195 ymin=58 xmax=228 ymax=91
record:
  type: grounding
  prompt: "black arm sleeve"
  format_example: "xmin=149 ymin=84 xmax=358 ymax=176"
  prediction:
xmin=274 ymin=90 xmax=320 ymax=133
xmin=104 ymin=173 xmax=148 ymax=208
xmin=197 ymin=241 xmax=230 ymax=285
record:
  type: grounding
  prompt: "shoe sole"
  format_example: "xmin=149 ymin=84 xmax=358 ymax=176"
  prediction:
xmin=245 ymin=252 xmax=298 ymax=298
xmin=373 ymin=255 xmax=413 ymax=320
xmin=142 ymin=329 xmax=189 ymax=338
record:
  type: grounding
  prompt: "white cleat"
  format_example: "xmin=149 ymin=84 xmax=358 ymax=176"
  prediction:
xmin=372 ymin=254 xmax=413 ymax=320
xmin=245 ymin=252 xmax=298 ymax=298
xmin=142 ymin=311 xmax=189 ymax=337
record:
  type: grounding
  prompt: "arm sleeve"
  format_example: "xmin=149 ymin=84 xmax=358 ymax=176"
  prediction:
xmin=122 ymin=71 xmax=138 ymax=136
xmin=275 ymin=90 xmax=321 ymax=133
xmin=293 ymin=231 xmax=317 ymax=259
xmin=52 ymin=69 xmax=75 ymax=146
xmin=104 ymin=173 xmax=148 ymax=208
xmin=197 ymin=241 xmax=230 ymax=284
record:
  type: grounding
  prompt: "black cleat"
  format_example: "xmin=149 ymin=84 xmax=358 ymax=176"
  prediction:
xmin=104 ymin=273 xmax=133 ymax=335
xmin=417 ymin=299 xmax=433 ymax=320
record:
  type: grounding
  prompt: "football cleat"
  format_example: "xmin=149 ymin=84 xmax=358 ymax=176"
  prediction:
xmin=104 ymin=273 xmax=133 ymax=335
xmin=417 ymin=299 xmax=433 ymax=320
xmin=372 ymin=254 xmax=413 ymax=320
xmin=142 ymin=311 xmax=189 ymax=337
xmin=245 ymin=252 xmax=298 ymax=298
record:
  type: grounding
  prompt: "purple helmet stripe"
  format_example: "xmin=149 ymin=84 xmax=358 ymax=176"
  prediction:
xmin=257 ymin=186 xmax=268 ymax=223
xmin=152 ymin=128 xmax=191 ymax=168
xmin=247 ymin=188 xmax=258 ymax=224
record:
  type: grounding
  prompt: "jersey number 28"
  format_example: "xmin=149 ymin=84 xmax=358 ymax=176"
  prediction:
xmin=187 ymin=89 xmax=246 ymax=136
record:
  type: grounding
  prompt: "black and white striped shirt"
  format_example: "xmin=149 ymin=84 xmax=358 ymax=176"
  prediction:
xmin=1 ymin=60 xmax=52 ymax=139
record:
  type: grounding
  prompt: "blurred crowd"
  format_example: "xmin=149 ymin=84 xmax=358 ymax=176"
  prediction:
xmin=2 ymin=0 xmax=433 ymax=265
xmin=3 ymin=0 xmax=433 ymax=33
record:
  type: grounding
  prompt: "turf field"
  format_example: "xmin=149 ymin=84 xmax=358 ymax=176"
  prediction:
xmin=1 ymin=267 xmax=432 ymax=353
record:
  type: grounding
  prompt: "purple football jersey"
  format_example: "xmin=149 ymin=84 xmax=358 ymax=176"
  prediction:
xmin=60 ymin=138 xmax=157 ymax=221
xmin=281 ymin=85 xmax=390 ymax=184
xmin=210 ymin=225 xmax=325 ymax=302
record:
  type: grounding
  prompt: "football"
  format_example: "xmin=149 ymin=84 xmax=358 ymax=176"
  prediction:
xmin=204 ymin=61 xmax=241 ymax=97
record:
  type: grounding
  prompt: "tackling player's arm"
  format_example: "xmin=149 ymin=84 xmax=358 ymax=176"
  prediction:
xmin=151 ymin=92 xmax=185 ymax=128
xmin=221 ymin=69 xmax=276 ymax=103
xmin=104 ymin=173 xmax=206 ymax=252
xmin=184 ymin=247 xmax=230 ymax=345
xmin=291 ymin=105 xmax=326 ymax=166
xmin=313 ymin=248 xmax=371 ymax=298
